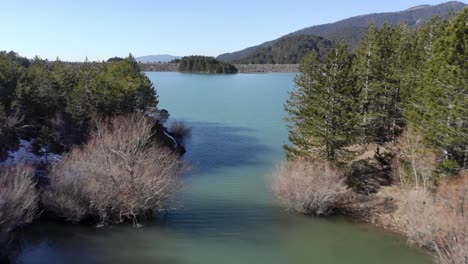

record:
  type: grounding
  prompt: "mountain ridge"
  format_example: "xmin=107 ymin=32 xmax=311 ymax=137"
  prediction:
xmin=136 ymin=54 xmax=180 ymax=63
xmin=217 ymin=1 xmax=467 ymax=62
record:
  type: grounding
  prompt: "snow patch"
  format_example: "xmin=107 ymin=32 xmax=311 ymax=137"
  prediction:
xmin=163 ymin=131 xmax=178 ymax=149
xmin=0 ymin=139 xmax=61 ymax=167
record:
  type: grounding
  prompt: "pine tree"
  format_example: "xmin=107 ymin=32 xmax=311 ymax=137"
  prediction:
xmin=403 ymin=16 xmax=448 ymax=126
xmin=416 ymin=9 xmax=467 ymax=169
xmin=354 ymin=24 xmax=406 ymax=144
xmin=285 ymin=44 xmax=360 ymax=162
xmin=353 ymin=24 xmax=377 ymax=141
xmin=0 ymin=52 xmax=23 ymax=113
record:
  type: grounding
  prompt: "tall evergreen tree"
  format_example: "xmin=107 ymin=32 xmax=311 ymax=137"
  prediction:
xmin=354 ymin=24 xmax=406 ymax=144
xmin=0 ymin=52 xmax=23 ymax=113
xmin=353 ymin=24 xmax=377 ymax=141
xmin=412 ymin=9 xmax=467 ymax=169
xmin=285 ymin=43 xmax=360 ymax=161
xmin=403 ymin=16 xmax=448 ymax=122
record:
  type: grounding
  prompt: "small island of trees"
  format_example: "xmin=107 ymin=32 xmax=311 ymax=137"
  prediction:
xmin=179 ymin=56 xmax=238 ymax=73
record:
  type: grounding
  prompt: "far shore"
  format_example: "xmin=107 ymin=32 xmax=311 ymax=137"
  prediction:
xmin=139 ymin=62 xmax=298 ymax=73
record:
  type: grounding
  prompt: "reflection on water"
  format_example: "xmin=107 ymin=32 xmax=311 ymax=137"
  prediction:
xmin=9 ymin=73 xmax=433 ymax=264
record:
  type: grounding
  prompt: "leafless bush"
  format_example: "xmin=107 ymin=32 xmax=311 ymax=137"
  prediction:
xmin=399 ymin=172 xmax=467 ymax=264
xmin=272 ymin=158 xmax=348 ymax=215
xmin=42 ymin=114 xmax=188 ymax=226
xmin=394 ymin=128 xmax=437 ymax=189
xmin=0 ymin=165 xmax=38 ymax=233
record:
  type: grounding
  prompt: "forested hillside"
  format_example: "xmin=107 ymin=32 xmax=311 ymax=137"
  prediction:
xmin=234 ymin=34 xmax=333 ymax=64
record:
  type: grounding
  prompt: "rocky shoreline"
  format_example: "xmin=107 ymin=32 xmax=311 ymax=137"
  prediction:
xmin=139 ymin=63 xmax=298 ymax=73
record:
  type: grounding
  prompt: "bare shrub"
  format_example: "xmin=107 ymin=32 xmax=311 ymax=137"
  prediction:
xmin=272 ymin=158 xmax=348 ymax=215
xmin=394 ymin=128 xmax=437 ymax=189
xmin=42 ymin=114 xmax=188 ymax=226
xmin=399 ymin=172 xmax=467 ymax=264
xmin=0 ymin=165 xmax=38 ymax=233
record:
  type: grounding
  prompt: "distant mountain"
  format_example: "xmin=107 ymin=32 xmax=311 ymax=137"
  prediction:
xmin=234 ymin=34 xmax=333 ymax=64
xmin=136 ymin=54 xmax=180 ymax=63
xmin=217 ymin=1 xmax=467 ymax=62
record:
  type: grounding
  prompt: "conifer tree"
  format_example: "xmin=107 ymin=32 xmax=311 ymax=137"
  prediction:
xmin=403 ymin=16 xmax=448 ymax=123
xmin=354 ymin=24 xmax=406 ymax=144
xmin=353 ymin=24 xmax=377 ymax=141
xmin=285 ymin=44 xmax=360 ymax=161
xmin=413 ymin=9 xmax=467 ymax=169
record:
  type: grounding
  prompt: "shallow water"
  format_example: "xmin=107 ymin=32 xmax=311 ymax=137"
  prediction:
xmin=12 ymin=72 xmax=432 ymax=264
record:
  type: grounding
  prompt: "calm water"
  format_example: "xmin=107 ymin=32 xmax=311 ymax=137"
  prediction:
xmin=12 ymin=72 xmax=432 ymax=264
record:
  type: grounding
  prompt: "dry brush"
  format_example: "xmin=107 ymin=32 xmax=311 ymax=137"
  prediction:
xmin=272 ymin=158 xmax=348 ymax=216
xmin=42 ymin=114 xmax=188 ymax=226
xmin=0 ymin=165 xmax=38 ymax=233
xmin=398 ymin=173 xmax=467 ymax=264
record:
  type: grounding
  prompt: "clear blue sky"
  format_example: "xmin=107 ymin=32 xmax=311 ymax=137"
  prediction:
xmin=0 ymin=0 xmax=460 ymax=61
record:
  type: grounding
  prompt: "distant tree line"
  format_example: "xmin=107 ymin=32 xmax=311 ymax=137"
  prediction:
xmin=0 ymin=52 xmax=160 ymax=159
xmin=179 ymin=56 xmax=237 ymax=73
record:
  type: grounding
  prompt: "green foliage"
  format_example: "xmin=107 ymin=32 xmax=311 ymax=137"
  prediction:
xmin=353 ymin=24 xmax=408 ymax=144
xmin=179 ymin=56 xmax=237 ymax=73
xmin=285 ymin=44 xmax=360 ymax=161
xmin=406 ymin=9 xmax=467 ymax=169
xmin=285 ymin=10 xmax=467 ymax=173
xmin=235 ymin=34 xmax=333 ymax=64
xmin=0 ymin=51 xmax=160 ymax=155
xmin=0 ymin=51 xmax=25 ymax=113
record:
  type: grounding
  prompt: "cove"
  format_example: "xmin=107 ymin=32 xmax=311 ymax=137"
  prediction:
xmin=11 ymin=72 xmax=433 ymax=264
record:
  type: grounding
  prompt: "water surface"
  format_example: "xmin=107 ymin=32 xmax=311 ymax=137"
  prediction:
xmin=13 ymin=72 xmax=432 ymax=264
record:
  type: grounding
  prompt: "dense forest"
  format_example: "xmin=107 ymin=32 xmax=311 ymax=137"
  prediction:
xmin=0 ymin=52 xmax=180 ymax=160
xmin=284 ymin=13 xmax=467 ymax=171
xmin=234 ymin=34 xmax=333 ymax=64
xmin=276 ymin=9 xmax=467 ymax=264
xmin=179 ymin=56 xmax=237 ymax=73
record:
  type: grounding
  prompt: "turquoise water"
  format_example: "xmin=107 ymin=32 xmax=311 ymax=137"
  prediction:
xmin=12 ymin=72 xmax=432 ymax=264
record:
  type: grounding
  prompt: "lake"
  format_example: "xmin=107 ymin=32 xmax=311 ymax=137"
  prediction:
xmin=12 ymin=72 xmax=432 ymax=264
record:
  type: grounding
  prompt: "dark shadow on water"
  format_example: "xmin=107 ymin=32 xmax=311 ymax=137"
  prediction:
xmin=181 ymin=121 xmax=272 ymax=174
xmin=156 ymin=199 xmax=284 ymax=237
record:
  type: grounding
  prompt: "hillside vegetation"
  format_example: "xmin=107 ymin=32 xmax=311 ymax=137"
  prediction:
xmin=234 ymin=34 xmax=333 ymax=64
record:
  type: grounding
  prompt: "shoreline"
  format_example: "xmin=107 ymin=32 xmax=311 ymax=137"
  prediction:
xmin=138 ymin=63 xmax=298 ymax=73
